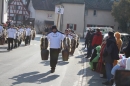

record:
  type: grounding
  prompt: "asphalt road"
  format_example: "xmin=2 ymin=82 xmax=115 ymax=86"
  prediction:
xmin=0 ymin=35 xmax=84 ymax=86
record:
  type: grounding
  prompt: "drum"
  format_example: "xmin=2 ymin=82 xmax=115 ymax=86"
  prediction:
xmin=41 ymin=49 xmax=49 ymax=60
xmin=62 ymin=49 xmax=69 ymax=61
xmin=70 ymin=38 xmax=76 ymax=55
xmin=40 ymin=35 xmax=49 ymax=60
xmin=32 ymin=30 xmax=36 ymax=40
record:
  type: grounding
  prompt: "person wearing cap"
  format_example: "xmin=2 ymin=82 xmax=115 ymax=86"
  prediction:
xmin=47 ymin=25 xmax=65 ymax=73
xmin=102 ymin=32 xmax=117 ymax=85
xmin=25 ymin=26 xmax=31 ymax=45
xmin=7 ymin=25 xmax=15 ymax=50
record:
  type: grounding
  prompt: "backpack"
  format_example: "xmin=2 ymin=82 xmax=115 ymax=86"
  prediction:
xmin=111 ymin=42 xmax=119 ymax=60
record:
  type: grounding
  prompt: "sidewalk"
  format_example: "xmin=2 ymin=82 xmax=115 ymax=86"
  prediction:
xmin=79 ymin=39 xmax=105 ymax=86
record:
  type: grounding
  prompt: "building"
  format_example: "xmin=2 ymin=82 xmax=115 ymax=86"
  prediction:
xmin=28 ymin=0 xmax=119 ymax=36
xmin=8 ymin=0 xmax=30 ymax=25
xmin=28 ymin=0 xmax=55 ymax=33
xmin=0 ymin=0 xmax=8 ymax=24
xmin=54 ymin=0 xmax=85 ymax=36
xmin=85 ymin=0 xmax=118 ymax=31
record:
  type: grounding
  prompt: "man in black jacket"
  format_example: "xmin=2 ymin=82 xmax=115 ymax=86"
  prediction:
xmin=85 ymin=30 xmax=91 ymax=49
xmin=102 ymin=32 xmax=116 ymax=85
xmin=85 ymin=30 xmax=95 ymax=58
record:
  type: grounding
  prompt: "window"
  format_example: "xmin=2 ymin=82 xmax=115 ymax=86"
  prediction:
xmin=85 ymin=10 xmax=88 ymax=15
xmin=14 ymin=5 xmax=20 ymax=10
xmin=93 ymin=10 xmax=97 ymax=16
xmin=67 ymin=24 xmax=77 ymax=30
xmin=48 ymin=14 xmax=52 ymax=18
xmin=16 ymin=15 xmax=23 ymax=21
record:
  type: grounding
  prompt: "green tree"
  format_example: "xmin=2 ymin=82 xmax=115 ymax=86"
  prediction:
xmin=112 ymin=0 xmax=130 ymax=32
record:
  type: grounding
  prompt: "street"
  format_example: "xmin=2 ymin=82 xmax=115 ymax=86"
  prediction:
xmin=0 ymin=35 xmax=84 ymax=86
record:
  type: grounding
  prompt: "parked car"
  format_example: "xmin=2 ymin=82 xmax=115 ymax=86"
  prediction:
xmin=103 ymin=33 xmax=130 ymax=51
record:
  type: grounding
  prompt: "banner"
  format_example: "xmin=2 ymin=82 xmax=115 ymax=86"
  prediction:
xmin=55 ymin=7 xmax=64 ymax=14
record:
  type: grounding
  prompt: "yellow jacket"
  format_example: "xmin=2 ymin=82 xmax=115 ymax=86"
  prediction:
xmin=114 ymin=32 xmax=122 ymax=51
xmin=113 ymin=32 xmax=123 ymax=66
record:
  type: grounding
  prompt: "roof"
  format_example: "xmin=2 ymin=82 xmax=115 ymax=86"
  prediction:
xmin=53 ymin=0 xmax=85 ymax=4
xmin=32 ymin=0 xmax=55 ymax=11
xmin=32 ymin=0 xmax=114 ymax=11
xmin=85 ymin=0 xmax=113 ymax=11
xmin=8 ymin=0 xmax=14 ymax=4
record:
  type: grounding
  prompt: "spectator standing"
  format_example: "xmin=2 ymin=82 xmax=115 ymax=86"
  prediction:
xmin=85 ymin=29 xmax=91 ymax=49
xmin=102 ymin=32 xmax=117 ymax=85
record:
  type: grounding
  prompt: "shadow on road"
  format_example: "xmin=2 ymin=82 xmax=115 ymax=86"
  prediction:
xmin=40 ymin=60 xmax=69 ymax=66
xmin=78 ymin=67 xmax=105 ymax=86
xmin=10 ymin=71 xmax=59 ymax=86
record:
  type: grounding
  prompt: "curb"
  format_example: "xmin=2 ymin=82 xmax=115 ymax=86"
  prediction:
xmin=77 ymin=43 xmax=87 ymax=86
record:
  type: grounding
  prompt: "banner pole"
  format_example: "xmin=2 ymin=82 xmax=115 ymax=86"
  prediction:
xmin=57 ymin=13 xmax=60 ymax=28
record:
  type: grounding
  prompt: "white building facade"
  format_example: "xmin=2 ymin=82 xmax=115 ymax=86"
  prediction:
xmin=0 ymin=0 xmax=8 ymax=24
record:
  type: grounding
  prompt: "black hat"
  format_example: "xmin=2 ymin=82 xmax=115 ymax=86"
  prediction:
xmin=108 ymin=32 xmax=114 ymax=37
xmin=52 ymin=25 xmax=57 ymax=30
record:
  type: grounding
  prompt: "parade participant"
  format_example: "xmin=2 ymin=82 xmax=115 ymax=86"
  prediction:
xmin=62 ymin=29 xmax=71 ymax=57
xmin=64 ymin=29 xmax=72 ymax=39
xmin=47 ymin=25 xmax=65 ymax=73
xmin=13 ymin=27 xmax=18 ymax=48
xmin=25 ymin=26 xmax=31 ymax=45
xmin=0 ymin=24 xmax=4 ymax=45
xmin=7 ymin=25 xmax=15 ymax=50
xmin=18 ymin=26 xmax=24 ymax=45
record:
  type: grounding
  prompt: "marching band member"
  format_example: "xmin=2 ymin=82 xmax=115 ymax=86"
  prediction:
xmin=13 ymin=27 xmax=18 ymax=48
xmin=64 ymin=29 xmax=72 ymax=39
xmin=0 ymin=24 xmax=4 ymax=38
xmin=18 ymin=26 xmax=24 ymax=44
xmin=0 ymin=24 xmax=4 ymax=45
xmin=7 ymin=25 xmax=15 ymax=50
xmin=47 ymin=25 xmax=65 ymax=73
xmin=25 ymin=26 xmax=31 ymax=46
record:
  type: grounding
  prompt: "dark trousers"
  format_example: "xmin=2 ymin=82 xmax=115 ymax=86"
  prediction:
xmin=25 ymin=36 xmax=31 ymax=45
xmin=50 ymin=48 xmax=60 ymax=69
xmin=7 ymin=38 xmax=13 ymax=50
xmin=87 ymin=45 xmax=98 ymax=57
xmin=105 ymin=63 xmax=113 ymax=81
xmin=14 ymin=39 xmax=18 ymax=48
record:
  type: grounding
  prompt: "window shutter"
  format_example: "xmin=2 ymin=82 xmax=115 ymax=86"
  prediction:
xmin=67 ymin=24 xmax=69 ymax=29
xmin=74 ymin=24 xmax=76 ymax=30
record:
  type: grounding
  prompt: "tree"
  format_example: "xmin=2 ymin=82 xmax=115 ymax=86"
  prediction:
xmin=112 ymin=0 xmax=130 ymax=32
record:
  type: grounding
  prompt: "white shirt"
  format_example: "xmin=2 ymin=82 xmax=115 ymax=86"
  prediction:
xmin=0 ymin=26 xmax=3 ymax=37
xmin=65 ymin=34 xmax=72 ymax=39
xmin=7 ymin=28 xmax=15 ymax=38
xmin=26 ymin=28 xmax=31 ymax=36
xmin=13 ymin=29 xmax=17 ymax=39
xmin=47 ymin=32 xmax=65 ymax=49
xmin=19 ymin=28 xmax=24 ymax=34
